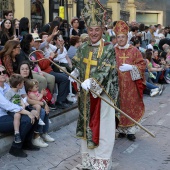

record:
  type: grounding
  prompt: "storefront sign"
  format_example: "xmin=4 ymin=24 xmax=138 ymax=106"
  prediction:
xmin=59 ymin=6 xmax=64 ymax=19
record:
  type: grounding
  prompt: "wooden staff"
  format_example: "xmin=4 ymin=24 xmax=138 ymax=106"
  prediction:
xmin=29 ymin=50 xmax=155 ymax=138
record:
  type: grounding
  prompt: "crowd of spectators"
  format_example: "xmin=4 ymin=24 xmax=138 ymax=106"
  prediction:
xmin=0 ymin=10 xmax=169 ymax=157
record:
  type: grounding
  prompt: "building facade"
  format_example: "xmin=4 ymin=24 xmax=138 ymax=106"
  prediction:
xmin=135 ymin=0 xmax=170 ymax=26
xmin=0 ymin=0 xmax=169 ymax=29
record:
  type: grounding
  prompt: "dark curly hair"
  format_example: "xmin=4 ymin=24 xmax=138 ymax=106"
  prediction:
xmin=19 ymin=17 xmax=29 ymax=35
xmin=17 ymin=60 xmax=33 ymax=79
xmin=20 ymin=34 xmax=33 ymax=54
xmin=1 ymin=19 xmax=14 ymax=38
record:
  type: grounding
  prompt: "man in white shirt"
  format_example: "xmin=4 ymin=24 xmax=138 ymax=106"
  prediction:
xmin=53 ymin=35 xmax=73 ymax=73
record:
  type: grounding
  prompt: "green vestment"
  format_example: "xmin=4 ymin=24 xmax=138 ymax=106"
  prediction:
xmin=72 ymin=40 xmax=119 ymax=149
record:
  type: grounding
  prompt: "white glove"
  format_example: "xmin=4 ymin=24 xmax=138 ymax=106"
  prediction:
xmin=119 ymin=64 xmax=133 ymax=72
xmin=81 ymin=78 xmax=92 ymax=91
xmin=69 ymin=68 xmax=80 ymax=82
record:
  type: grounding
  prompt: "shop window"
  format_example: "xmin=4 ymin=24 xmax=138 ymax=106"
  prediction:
xmin=31 ymin=0 xmax=45 ymax=32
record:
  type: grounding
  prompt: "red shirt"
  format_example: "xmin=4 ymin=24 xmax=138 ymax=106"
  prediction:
xmin=35 ymin=52 xmax=53 ymax=73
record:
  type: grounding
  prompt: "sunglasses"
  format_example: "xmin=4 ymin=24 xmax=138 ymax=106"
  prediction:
xmin=0 ymin=70 xmax=7 ymax=75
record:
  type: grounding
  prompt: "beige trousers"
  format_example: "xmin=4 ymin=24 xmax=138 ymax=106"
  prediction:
xmin=32 ymin=71 xmax=55 ymax=93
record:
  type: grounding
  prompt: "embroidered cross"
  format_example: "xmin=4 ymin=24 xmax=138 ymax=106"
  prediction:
xmin=83 ymin=51 xmax=97 ymax=79
xmin=119 ymin=53 xmax=129 ymax=63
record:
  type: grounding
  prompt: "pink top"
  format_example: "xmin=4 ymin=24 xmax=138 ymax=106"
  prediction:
xmin=28 ymin=91 xmax=43 ymax=101
xmin=30 ymin=56 xmax=39 ymax=72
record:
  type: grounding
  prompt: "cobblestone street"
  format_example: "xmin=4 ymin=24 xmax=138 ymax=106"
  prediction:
xmin=0 ymin=85 xmax=170 ymax=170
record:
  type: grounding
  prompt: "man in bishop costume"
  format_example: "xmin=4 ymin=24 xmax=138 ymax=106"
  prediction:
xmin=114 ymin=20 xmax=146 ymax=141
xmin=70 ymin=0 xmax=119 ymax=169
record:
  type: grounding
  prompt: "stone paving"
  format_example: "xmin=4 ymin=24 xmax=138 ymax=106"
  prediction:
xmin=0 ymin=85 xmax=170 ymax=170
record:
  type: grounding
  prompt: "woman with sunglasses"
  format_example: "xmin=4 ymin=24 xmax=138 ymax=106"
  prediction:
xmin=0 ymin=40 xmax=21 ymax=76
xmin=0 ymin=65 xmax=39 ymax=158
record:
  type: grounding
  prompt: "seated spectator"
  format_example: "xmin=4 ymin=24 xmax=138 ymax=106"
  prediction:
xmin=3 ymin=10 xmax=13 ymax=20
xmin=146 ymin=50 xmax=163 ymax=83
xmin=17 ymin=33 xmax=55 ymax=94
xmin=13 ymin=18 xmax=20 ymax=38
xmin=158 ymin=38 xmax=170 ymax=51
xmin=166 ymin=48 xmax=170 ymax=65
xmin=0 ymin=40 xmax=21 ymax=76
xmin=110 ymin=35 xmax=117 ymax=47
xmin=19 ymin=17 xmax=30 ymax=37
xmin=152 ymin=50 xmax=160 ymax=64
xmin=134 ymin=39 xmax=141 ymax=49
xmin=0 ymin=65 xmax=39 ymax=157
xmin=31 ymin=35 xmax=71 ymax=109
xmin=17 ymin=61 xmax=55 ymax=147
xmin=39 ymin=32 xmax=58 ymax=59
xmin=144 ymin=72 xmax=164 ymax=96
xmin=147 ymin=39 xmax=156 ymax=50
xmin=41 ymin=16 xmax=62 ymax=34
xmin=0 ymin=19 xmax=17 ymax=46
xmin=128 ymin=26 xmax=139 ymax=44
xmin=25 ymin=79 xmax=50 ymax=115
xmin=67 ymin=35 xmax=81 ymax=60
xmin=5 ymin=74 xmax=40 ymax=143
xmin=53 ymin=35 xmax=72 ymax=73
xmin=159 ymin=54 xmax=170 ymax=83
xmin=134 ymin=40 xmax=146 ymax=53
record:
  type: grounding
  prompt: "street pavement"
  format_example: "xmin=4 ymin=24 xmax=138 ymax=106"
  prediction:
xmin=0 ymin=85 xmax=170 ymax=170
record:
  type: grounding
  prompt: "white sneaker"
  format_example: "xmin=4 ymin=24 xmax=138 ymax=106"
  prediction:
xmin=42 ymin=133 xmax=55 ymax=142
xmin=32 ymin=136 xmax=48 ymax=147
xmin=48 ymin=119 xmax=52 ymax=124
xmin=67 ymin=95 xmax=77 ymax=103
xmin=38 ymin=118 xmax=45 ymax=126
xmin=151 ymin=88 xmax=159 ymax=92
xmin=150 ymin=90 xmax=159 ymax=97
xmin=69 ymin=93 xmax=75 ymax=97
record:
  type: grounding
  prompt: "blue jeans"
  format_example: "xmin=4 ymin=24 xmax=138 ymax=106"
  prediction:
xmin=40 ymin=107 xmax=46 ymax=122
xmin=0 ymin=114 xmax=38 ymax=149
xmin=49 ymin=71 xmax=69 ymax=102
xmin=146 ymin=81 xmax=158 ymax=89
xmin=153 ymin=71 xmax=162 ymax=83
xmin=164 ymin=68 xmax=170 ymax=77
xmin=35 ymin=108 xmax=49 ymax=134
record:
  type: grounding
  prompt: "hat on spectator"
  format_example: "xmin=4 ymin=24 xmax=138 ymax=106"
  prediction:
xmin=31 ymin=33 xmax=42 ymax=42
xmin=81 ymin=0 xmax=106 ymax=27
xmin=114 ymin=20 xmax=129 ymax=35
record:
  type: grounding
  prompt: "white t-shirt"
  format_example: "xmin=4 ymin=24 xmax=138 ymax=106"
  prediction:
xmin=146 ymin=44 xmax=154 ymax=50
xmin=0 ymin=83 xmax=22 ymax=117
xmin=43 ymin=44 xmax=57 ymax=58
xmin=53 ymin=47 xmax=68 ymax=64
